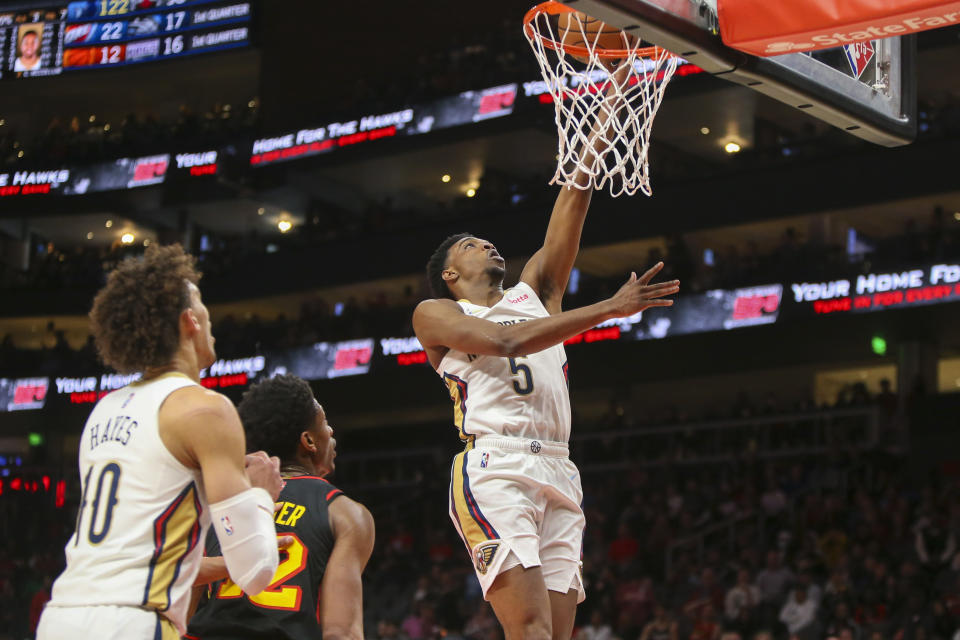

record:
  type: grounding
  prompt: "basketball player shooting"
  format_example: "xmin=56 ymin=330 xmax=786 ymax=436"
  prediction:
xmin=413 ymin=63 xmax=680 ymax=640
xmin=38 ymin=245 xmax=288 ymax=640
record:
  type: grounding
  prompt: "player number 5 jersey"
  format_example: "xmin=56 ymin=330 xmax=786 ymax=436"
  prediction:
xmin=437 ymin=281 xmax=571 ymax=444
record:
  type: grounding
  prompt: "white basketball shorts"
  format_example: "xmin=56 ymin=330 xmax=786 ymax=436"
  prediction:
xmin=37 ymin=605 xmax=179 ymax=640
xmin=448 ymin=434 xmax=585 ymax=602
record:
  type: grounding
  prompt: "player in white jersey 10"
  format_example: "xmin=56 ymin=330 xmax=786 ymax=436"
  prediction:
xmin=412 ymin=67 xmax=681 ymax=640
xmin=38 ymin=245 xmax=287 ymax=640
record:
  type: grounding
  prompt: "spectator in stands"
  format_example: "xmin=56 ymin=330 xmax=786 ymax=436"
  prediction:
xmin=760 ymin=481 xmax=788 ymax=518
xmin=640 ymin=605 xmax=679 ymax=640
xmin=685 ymin=567 xmax=725 ymax=617
xmin=915 ymin=515 xmax=957 ymax=572
xmin=690 ymin=604 xmax=722 ymax=640
xmin=778 ymin=585 xmax=819 ymax=640
xmin=576 ymin=609 xmax=616 ymax=640
xmin=401 ymin=602 xmax=440 ymax=640
xmin=757 ymin=551 xmax=795 ymax=608
xmin=609 ymin=522 xmax=641 ymax=565
xmin=877 ymin=379 xmax=898 ymax=416
xmin=376 ymin=618 xmax=408 ymax=640
xmin=725 ymin=569 xmax=761 ymax=623
xmin=822 ymin=601 xmax=861 ymax=640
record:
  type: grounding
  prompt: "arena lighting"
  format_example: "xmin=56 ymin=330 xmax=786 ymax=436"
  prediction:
xmin=954 ymin=212 xmax=960 ymax=221
xmin=85 ymin=232 xmax=93 ymax=240
xmin=28 ymin=433 xmax=43 ymax=446
xmin=105 ymin=220 xmax=113 ymax=228
xmin=277 ymin=220 xmax=292 ymax=233
xmin=872 ymin=335 xmax=887 ymax=355
xmin=700 ymin=126 xmax=710 ymax=135
xmin=257 ymin=207 xmax=265 ymax=215
xmin=724 ymin=141 xmax=742 ymax=154
xmin=143 ymin=239 xmax=151 ymax=247
xmin=120 ymin=233 xmax=135 ymax=244
xmin=466 ymin=188 xmax=477 ymax=198
xmin=88 ymin=115 xmax=95 ymax=123
xmin=16 ymin=151 xmax=22 ymax=158
xmin=441 ymin=174 xmax=451 ymax=183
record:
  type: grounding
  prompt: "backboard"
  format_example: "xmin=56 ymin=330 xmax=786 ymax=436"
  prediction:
xmin=564 ymin=0 xmax=917 ymax=146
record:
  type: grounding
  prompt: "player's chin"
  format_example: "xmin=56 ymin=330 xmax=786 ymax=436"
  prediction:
xmin=486 ymin=264 xmax=506 ymax=280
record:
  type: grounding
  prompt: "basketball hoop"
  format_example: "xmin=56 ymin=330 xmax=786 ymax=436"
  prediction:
xmin=523 ymin=1 xmax=678 ymax=197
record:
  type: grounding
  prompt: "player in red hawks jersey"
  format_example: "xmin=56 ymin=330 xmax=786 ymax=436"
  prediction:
xmin=186 ymin=374 xmax=374 ymax=640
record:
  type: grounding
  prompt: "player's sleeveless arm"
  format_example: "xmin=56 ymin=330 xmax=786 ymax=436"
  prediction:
xmin=209 ymin=487 xmax=279 ymax=595
xmin=321 ymin=497 xmax=375 ymax=640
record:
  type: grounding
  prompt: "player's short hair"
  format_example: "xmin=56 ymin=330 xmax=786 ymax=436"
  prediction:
xmin=426 ymin=232 xmax=472 ymax=299
xmin=89 ymin=244 xmax=200 ymax=374
xmin=239 ymin=374 xmax=317 ymax=463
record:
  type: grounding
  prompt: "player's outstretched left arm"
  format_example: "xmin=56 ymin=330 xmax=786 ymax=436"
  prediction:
xmin=521 ymin=62 xmax=631 ymax=315
xmin=320 ymin=497 xmax=375 ymax=640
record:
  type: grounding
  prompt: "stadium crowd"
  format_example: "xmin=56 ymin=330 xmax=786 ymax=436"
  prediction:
xmin=0 ymin=385 xmax=956 ymax=640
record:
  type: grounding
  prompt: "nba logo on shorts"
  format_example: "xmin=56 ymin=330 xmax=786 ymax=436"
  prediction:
xmin=221 ymin=515 xmax=234 ymax=536
xmin=480 ymin=452 xmax=489 ymax=468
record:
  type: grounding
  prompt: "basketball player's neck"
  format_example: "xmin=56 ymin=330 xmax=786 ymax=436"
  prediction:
xmin=142 ymin=344 xmax=204 ymax=383
xmin=284 ymin=452 xmax=319 ymax=477
xmin=456 ymin=279 xmax=504 ymax=308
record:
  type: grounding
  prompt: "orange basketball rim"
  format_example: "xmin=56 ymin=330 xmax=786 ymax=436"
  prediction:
xmin=523 ymin=1 xmax=671 ymax=60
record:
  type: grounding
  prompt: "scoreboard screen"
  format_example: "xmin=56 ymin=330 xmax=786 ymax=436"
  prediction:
xmin=0 ymin=0 xmax=251 ymax=79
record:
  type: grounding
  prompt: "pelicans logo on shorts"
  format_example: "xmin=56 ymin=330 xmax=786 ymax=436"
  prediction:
xmin=474 ymin=542 xmax=500 ymax=575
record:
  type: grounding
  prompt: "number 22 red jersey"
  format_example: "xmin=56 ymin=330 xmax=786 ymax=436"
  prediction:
xmin=185 ymin=476 xmax=343 ymax=640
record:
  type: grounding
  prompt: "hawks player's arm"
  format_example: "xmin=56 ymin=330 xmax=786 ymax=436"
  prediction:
xmin=320 ymin=497 xmax=375 ymax=640
xmin=414 ymin=266 xmax=679 ymax=364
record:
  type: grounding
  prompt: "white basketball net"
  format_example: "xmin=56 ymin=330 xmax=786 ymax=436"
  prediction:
xmin=523 ymin=7 xmax=678 ymax=197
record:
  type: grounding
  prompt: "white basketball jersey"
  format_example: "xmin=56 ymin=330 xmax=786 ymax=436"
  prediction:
xmin=437 ymin=281 xmax=572 ymax=443
xmin=48 ymin=372 xmax=210 ymax=635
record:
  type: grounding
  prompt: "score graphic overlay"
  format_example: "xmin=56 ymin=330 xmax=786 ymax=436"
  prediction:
xmin=0 ymin=0 xmax=251 ymax=79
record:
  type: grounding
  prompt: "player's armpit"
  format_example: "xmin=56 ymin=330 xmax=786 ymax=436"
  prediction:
xmin=321 ymin=497 xmax=375 ymax=640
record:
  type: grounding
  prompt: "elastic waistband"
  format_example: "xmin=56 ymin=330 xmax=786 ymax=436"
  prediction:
xmin=473 ymin=435 xmax=568 ymax=458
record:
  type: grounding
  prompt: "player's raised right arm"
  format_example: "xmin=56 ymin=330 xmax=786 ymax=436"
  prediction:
xmin=414 ymin=263 xmax=679 ymax=358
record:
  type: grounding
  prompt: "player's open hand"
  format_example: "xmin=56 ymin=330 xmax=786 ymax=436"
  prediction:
xmin=245 ymin=451 xmax=284 ymax=501
xmin=608 ymin=262 xmax=679 ymax=317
